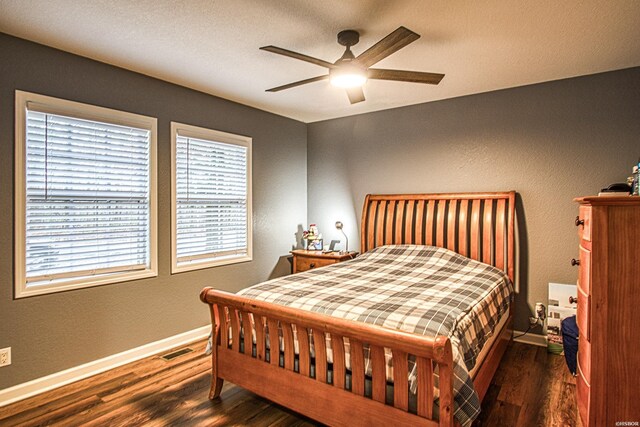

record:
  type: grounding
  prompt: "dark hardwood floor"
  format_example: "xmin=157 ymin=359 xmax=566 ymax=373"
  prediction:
xmin=0 ymin=339 xmax=578 ymax=426
xmin=475 ymin=341 xmax=579 ymax=427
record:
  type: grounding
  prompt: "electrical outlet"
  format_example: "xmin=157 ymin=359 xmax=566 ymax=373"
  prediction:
xmin=535 ymin=302 xmax=546 ymax=321
xmin=528 ymin=302 xmax=547 ymax=326
xmin=0 ymin=347 xmax=11 ymax=367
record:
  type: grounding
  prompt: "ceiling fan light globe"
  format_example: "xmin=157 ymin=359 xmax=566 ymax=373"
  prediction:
xmin=330 ymin=73 xmax=367 ymax=88
xmin=329 ymin=63 xmax=367 ymax=88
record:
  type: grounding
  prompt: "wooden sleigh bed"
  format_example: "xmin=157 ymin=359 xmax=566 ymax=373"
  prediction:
xmin=200 ymin=192 xmax=515 ymax=427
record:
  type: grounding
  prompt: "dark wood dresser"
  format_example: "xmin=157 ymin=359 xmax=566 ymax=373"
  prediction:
xmin=574 ymin=196 xmax=640 ymax=426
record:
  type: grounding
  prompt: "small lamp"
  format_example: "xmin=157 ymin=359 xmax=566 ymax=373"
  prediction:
xmin=335 ymin=221 xmax=348 ymax=253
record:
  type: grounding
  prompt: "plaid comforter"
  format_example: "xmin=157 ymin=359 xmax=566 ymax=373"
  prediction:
xmin=237 ymin=245 xmax=513 ymax=426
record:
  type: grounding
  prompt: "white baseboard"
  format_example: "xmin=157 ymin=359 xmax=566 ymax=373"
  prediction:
xmin=513 ymin=330 xmax=548 ymax=347
xmin=0 ymin=325 xmax=210 ymax=408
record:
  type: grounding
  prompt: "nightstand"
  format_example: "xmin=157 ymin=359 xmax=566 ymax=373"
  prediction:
xmin=290 ymin=250 xmax=357 ymax=273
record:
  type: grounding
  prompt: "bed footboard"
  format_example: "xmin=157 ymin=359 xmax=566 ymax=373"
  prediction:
xmin=200 ymin=287 xmax=455 ymax=427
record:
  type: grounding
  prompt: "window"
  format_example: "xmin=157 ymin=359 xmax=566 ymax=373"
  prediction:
xmin=15 ymin=91 xmax=157 ymax=298
xmin=171 ymin=122 xmax=252 ymax=272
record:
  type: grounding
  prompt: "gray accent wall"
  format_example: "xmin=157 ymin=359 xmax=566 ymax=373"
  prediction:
xmin=308 ymin=67 xmax=640 ymax=334
xmin=0 ymin=33 xmax=307 ymax=389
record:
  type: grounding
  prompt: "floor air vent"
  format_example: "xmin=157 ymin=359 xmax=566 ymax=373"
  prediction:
xmin=161 ymin=347 xmax=193 ymax=361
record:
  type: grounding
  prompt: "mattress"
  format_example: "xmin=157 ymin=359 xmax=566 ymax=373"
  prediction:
xmin=469 ymin=309 xmax=509 ymax=379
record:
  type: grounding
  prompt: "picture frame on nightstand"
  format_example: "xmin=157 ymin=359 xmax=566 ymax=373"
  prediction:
xmin=308 ymin=239 xmax=323 ymax=250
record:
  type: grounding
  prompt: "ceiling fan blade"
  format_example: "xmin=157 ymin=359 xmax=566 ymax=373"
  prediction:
xmin=260 ymin=45 xmax=336 ymax=69
xmin=266 ymin=75 xmax=328 ymax=92
xmin=368 ymin=69 xmax=444 ymax=85
xmin=355 ymin=26 xmax=420 ymax=68
xmin=346 ymin=87 xmax=365 ymax=104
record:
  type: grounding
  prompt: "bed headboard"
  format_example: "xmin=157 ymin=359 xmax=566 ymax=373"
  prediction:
xmin=360 ymin=192 xmax=516 ymax=282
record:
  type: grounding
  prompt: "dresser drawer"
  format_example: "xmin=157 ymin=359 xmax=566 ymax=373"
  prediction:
xmin=578 ymin=334 xmax=591 ymax=382
xmin=295 ymin=256 xmax=336 ymax=272
xmin=578 ymin=246 xmax=591 ymax=294
xmin=576 ymin=285 xmax=590 ymax=342
xmin=577 ymin=205 xmax=592 ymax=241
xmin=577 ymin=364 xmax=591 ymax=427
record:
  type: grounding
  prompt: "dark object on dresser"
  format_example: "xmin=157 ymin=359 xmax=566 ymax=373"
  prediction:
xmin=600 ymin=182 xmax=632 ymax=193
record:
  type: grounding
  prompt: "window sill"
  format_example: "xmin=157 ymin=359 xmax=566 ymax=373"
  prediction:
xmin=15 ymin=268 xmax=158 ymax=299
xmin=171 ymin=255 xmax=252 ymax=274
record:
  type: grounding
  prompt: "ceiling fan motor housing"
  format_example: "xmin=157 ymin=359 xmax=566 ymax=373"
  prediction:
xmin=337 ymin=30 xmax=360 ymax=47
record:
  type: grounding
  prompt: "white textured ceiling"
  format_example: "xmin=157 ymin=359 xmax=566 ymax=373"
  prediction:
xmin=1 ymin=0 xmax=639 ymax=123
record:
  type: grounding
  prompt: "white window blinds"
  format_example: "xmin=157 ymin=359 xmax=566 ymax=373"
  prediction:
xmin=173 ymin=125 xmax=251 ymax=270
xmin=24 ymin=109 xmax=152 ymax=285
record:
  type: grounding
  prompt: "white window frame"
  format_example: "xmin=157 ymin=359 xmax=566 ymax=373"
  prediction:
xmin=171 ymin=122 xmax=252 ymax=273
xmin=14 ymin=91 xmax=158 ymax=298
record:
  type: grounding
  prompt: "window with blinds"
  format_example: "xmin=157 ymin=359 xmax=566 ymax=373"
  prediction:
xmin=171 ymin=122 xmax=252 ymax=272
xmin=15 ymin=91 xmax=157 ymax=297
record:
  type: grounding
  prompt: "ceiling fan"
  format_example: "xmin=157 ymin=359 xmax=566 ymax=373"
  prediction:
xmin=260 ymin=26 xmax=444 ymax=104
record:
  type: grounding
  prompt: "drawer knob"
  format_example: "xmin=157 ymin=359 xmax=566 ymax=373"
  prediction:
xmin=575 ymin=216 xmax=584 ymax=227
xmin=571 ymin=258 xmax=580 ymax=266
xmin=569 ymin=296 xmax=578 ymax=304
xmin=309 ymin=263 xmax=315 ymax=268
